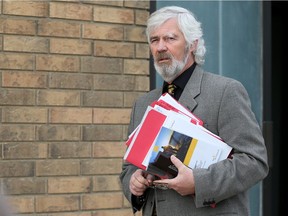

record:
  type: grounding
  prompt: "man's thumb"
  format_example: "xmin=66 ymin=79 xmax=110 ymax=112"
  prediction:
xmin=170 ymin=155 xmax=183 ymax=168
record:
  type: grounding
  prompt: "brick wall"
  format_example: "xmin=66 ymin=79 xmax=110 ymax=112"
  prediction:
xmin=0 ymin=0 xmax=150 ymax=215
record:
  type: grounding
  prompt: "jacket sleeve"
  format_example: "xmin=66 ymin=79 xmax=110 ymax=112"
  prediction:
xmin=193 ymin=79 xmax=269 ymax=208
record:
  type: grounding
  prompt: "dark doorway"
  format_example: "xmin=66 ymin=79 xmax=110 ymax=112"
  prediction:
xmin=263 ymin=1 xmax=286 ymax=216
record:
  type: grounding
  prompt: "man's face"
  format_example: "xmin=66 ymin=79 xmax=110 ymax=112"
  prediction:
xmin=149 ymin=18 xmax=193 ymax=83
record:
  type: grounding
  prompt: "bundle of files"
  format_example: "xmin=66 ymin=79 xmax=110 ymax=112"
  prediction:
xmin=124 ymin=93 xmax=233 ymax=179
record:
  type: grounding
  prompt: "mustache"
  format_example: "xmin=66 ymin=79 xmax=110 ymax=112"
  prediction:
xmin=155 ymin=53 xmax=172 ymax=61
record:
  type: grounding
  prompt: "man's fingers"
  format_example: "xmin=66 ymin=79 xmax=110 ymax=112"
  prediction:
xmin=170 ymin=155 xmax=183 ymax=169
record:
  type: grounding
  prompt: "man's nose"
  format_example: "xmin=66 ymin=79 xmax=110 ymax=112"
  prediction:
xmin=157 ymin=40 xmax=168 ymax=52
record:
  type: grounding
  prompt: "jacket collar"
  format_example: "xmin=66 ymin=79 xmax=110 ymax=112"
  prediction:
xmin=178 ymin=65 xmax=203 ymax=112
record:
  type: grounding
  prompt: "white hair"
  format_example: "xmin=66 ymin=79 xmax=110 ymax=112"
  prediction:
xmin=146 ymin=6 xmax=206 ymax=65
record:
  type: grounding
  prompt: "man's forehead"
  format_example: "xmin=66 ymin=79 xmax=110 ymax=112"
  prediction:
xmin=150 ymin=31 xmax=178 ymax=38
xmin=149 ymin=19 xmax=182 ymax=38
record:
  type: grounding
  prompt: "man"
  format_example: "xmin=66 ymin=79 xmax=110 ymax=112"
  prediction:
xmin=119 ymin=6 xmax=269 ymax=216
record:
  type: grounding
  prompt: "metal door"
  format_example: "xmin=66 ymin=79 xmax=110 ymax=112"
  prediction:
xmin=153 ymin=1 xmax=263 ymax=215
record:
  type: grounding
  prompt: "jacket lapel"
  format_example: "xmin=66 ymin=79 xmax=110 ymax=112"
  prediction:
xmin=178 ymin=65 xmax=203 ymax=112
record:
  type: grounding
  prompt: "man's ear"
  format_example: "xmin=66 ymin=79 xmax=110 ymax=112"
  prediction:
xmin=190 ymin=39 xmax=198 ymax=53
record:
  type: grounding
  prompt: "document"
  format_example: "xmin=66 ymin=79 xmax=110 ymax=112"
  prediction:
xmin=124 ymin=94 xmax=233 ymax=179
xmin=124 ymin=107 xmax=167 ymax=170
xmin=145 ymin=127 xmax=222 ymax=178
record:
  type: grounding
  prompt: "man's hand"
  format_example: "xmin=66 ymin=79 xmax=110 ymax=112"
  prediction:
xmin=153 ymin=155 xmax=195 ymax=196
xmin=129 ymin=169 xmax=154 ymax=196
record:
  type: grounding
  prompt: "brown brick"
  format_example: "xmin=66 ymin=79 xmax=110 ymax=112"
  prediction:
xmin=93 ymin=142 xmax=126 ymax=158
xmin=0 ymin=18 xmax=36 ymax=35
xmin=94 ymin=74 xmax=149 ymax=91
xmin=50 ymin=38 xmax=92 ymax=55
xmin=0 ymin=36 xmax=2 ymax=50
xmin=123 ymin=195 xmax=132 ymax=208
xmin=82 ymin=91 xmax=123 ymax=107
xmin=37 ymin=90 xmax=80 ymax=106
xmin=92 ymin=209 xmax=138 ymax=216
xmin=93 ymin=74 xmax=133 ymax=91
xmin=3 ymin=35 xmax=48 ymax=53
xmin=0 ymin=1 xmax=152 ymax=214
xmin=0 ymin=161 xmax=34 ymax=177
xmin=2 ymin=71 xmax=47 ymax=88
xmin=49 ymin=142 xmax=91 ymax=159
xmin=124 ymin=0 xmax=150 ymax=9
xmin=48 ymin=177 xmax=91 ymax=194
xmin=0 ymin=53 xmax=34 ymax=70
xmin=82 ymin=0 xmax=123 ymax=7
xmin=93 ymin=108 xmax=130 ymax=124
xmin=123 ymin=125 xmax=129 ymax=141
xmin=3 ymin=0 xmax=48 ymax=17
xmin=124 ymin=92 xmax=145 ymax=107
xmin=36 ymin=55 xmax=80 ymax=72
xmin=7 ymin=196 xmax=34 ymax=213
xmin=38 ymin=20 xmax=81 ymax=38
xmin=83 ymin=23 xmax=123 ymax=40
xmin=81 ymin=159 xmax=122 ymax=175
xmin=50 ymin=108 xmax=92 ymax=124
xmin=36 ymin=195 xmax=79 ymax=212
xmin=37 ymin=125 xmax=80 ymax=141
xmin=0 ymin=125 xmax=34 ymax=142
xmin=49 ymin=73 xmax=93 ymax=90
xmin=135 ymin=76 xmax=150 ymax=91
xmin=94 ymin=41 xmax=134 ymax=58
xmin=36 ymin=159 xmax=80 ymax=176
xmin=136 ymin=43 xmax=150 ymax=59
xmin=3 ymin=177 xmax=46 ymax=195
xmin=50 ymin=2 xmax=92 ymax=21
xmin=124 ymin=59 xmax=149 ymax=75
xmin=55 ymin=213 xmax=91 ymax=216
xmin=124 ymin=26 xmax=147 ymax=42
xmin=93 ymin=6 xmax=134 ymax=24
xmin=93 ymin=175 xmax=121 ymax=192
xmin=2 ymin=107 xmax=47 ymax=123
xmin=135 ymin=9 xmax=150 ymax=25
xmin=82 ymin=192 xmax=122 ymax=210
xmin=81 ymin=57 xmax=122 ymax=73
xmin=0 ymin=145 xmax=2 ymax=160
xmin=3 ymin=143 xmax=47 ymax=159
xmin=0 ymin=89 xmax=35 ymax=105
xmin=82 ymin=125 xmax=122 ymax=141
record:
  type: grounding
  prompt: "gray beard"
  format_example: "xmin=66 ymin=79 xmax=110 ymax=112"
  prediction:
xmin=154 ymin=52 xmax=190 ymax=83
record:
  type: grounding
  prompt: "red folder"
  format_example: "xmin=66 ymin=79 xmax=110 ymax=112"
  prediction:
xmin=126 ymin=93 xmax=203 ymax=147
xmin=156 ymin=93 xmax=203 ymax=125
xmin=124 ymin=108 xmax=167 ymax=170
xmin=152 ymin=99 xmax=200 ymax=125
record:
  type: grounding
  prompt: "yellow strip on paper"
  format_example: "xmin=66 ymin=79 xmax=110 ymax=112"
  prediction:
xmin=183 ymin=138 xmax=198 ymax=166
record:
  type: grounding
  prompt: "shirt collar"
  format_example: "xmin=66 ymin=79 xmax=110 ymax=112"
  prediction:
xmin=162 ymin=62 xmax=196 ymax=92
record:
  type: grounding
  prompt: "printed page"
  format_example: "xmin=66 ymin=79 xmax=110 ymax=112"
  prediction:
xmin=143 ymin=126 xmax=222 ymax=178
xmin=163 ymin=111 xmax=232 ymax=161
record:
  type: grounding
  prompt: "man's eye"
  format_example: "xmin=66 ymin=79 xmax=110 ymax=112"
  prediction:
xmin=150 ymin=39 xmax=158 ymax=44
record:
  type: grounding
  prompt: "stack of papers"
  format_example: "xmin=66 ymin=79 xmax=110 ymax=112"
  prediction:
xmin=124 ymin=93 xmax=233 ymax=179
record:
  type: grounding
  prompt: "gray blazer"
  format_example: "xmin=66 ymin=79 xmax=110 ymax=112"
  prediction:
xmin=120 ymin=66 xmax=269 ymax=216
